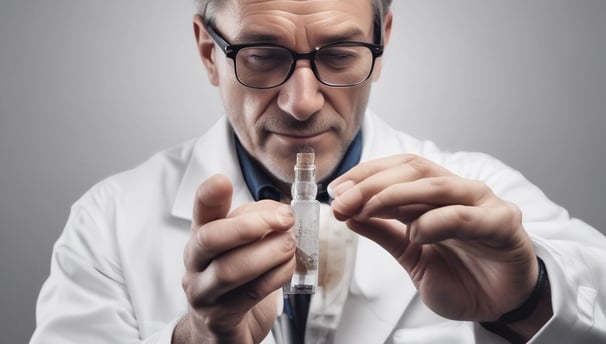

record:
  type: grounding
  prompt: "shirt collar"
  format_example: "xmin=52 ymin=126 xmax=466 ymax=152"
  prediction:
xmin=234 ymin=131 xmax=363 ymax=203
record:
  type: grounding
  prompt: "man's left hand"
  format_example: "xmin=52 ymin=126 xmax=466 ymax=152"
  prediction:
xmin=329 ymin=154 xmax=539 ymax=322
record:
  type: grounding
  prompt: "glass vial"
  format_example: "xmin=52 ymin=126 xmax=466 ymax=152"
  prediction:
xmin=284 ymin=152 xmax=320 ymax=294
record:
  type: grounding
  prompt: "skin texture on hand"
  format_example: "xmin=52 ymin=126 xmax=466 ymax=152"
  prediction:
xmin=174 ymin=174 xmax=296 ymax=343
xmin=329 ymin=154 xmax=543 ymax=324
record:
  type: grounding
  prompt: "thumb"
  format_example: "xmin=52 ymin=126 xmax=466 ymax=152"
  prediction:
xmin=192 ymin=174 xmax=233 ymax=229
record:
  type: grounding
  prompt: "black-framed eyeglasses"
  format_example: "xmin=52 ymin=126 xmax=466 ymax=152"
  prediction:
xmin=203 ymin=21 xmax=384 ymax=89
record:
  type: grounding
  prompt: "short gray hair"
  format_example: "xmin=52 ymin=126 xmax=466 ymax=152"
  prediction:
xmin=194 ymin=0 xmax=391 ymax=43
xmin=194 ymin=0 xmax=392 ymax=23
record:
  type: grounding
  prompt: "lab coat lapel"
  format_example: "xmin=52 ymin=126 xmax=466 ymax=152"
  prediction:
xmin=171 ymin=117 xmax=253 ymax=221
xmin=337 ymin=234 xmax=416 ymax=344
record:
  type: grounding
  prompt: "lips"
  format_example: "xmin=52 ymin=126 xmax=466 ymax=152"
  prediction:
xmin=263 ymin=114 xmax=336 ymax=145
xmin=275 ymin=131 xmax=325 ymax=138
xmin=270 ymin=124 xmax=331 ymax=138
xmin=271 ymin=130 xmax=331 ymax=144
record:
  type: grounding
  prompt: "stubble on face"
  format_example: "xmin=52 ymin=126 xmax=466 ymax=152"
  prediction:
xmin=247 ymin=86 xmax=369 ymax=187
xmin=254 ymin=111 xmax=348 ymax=184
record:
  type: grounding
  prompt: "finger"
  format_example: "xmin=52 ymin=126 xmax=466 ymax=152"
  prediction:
xmin=375 ymin=203 xmax=437 ymax=224
xmin=329 ymin=154 xmax=453 ymax=195
xmin=409 ymin=202 xmax=524 ymax=248
xmin=184 ymin=230 xmax=295 ymax=306
xmin=199 ymin=202 xmax=294 ymax=255
xmin=218 ymin=257 xmax=295 ymax=317
xmin=329 ymin=154 xmax=418 ymax=191
xmin=345 ymin=217 xmax=421 ymax=272
xmin=192 ymin=174 xmax=233 ymax=229
xmin=330 ymin=156 xmax=454 ymax=220
xmin=355 ymin=177 xmax=489 ymax=221
xmin=184 ymin=202 xmax=295 ymax=272
xmin=190 ymin=267 xmax=291 ymax=339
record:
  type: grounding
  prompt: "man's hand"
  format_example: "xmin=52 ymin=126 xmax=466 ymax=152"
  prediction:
xmin=174 ymin=174 xmax=296 ymax=344
xmin=329 ymin=154 xmax=540 ymax=323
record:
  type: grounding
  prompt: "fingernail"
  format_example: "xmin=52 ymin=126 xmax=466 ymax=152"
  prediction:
xmin=276 ymin=204 xmax=294 ymax=226
xmin=327 ymin=184 xmax=336 ymax=198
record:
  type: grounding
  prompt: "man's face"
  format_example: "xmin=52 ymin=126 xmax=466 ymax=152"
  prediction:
xmin=196 ymin=0 xmax=386 ymax=187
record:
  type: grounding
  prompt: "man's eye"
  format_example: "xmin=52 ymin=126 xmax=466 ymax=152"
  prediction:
xmin=248 ymin=53 xmax=276 ymax=62
xmin=326 ymin=52 xmax=355 ymax=62
xmin=318 ymin=48 xmax=359 ymax=67
xmin=240 ymin=48 xmax=289 ymax=67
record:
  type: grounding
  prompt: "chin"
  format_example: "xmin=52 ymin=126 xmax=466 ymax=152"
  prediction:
xmin=263 ymin=158 xmax=295 ymax=184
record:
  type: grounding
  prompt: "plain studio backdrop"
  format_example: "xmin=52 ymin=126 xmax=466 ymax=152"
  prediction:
xmin=1 ymin=0 xmax=605 ymax=342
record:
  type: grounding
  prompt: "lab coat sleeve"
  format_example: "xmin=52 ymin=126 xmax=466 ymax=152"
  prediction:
xmin=31 ymin=181 xmax=179 ymax=344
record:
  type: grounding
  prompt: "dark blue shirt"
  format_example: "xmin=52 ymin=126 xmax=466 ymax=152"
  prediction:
xmin=234 ymin=131 xmax=362 ymax=203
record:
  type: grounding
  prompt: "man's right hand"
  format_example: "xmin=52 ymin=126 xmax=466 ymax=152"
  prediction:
xmin=173 ymin=174 xmax=296 ymax=343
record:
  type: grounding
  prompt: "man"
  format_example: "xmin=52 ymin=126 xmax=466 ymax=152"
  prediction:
xmin=32 ymin=0 xmax=606 ymax=343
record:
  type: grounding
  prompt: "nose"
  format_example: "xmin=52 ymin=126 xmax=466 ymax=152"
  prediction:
xmin=276 ymin=60 xmax=325 ymax=121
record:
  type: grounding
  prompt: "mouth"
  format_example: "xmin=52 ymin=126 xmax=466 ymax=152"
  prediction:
xmin=272 ymin=130 xmax=330 ymax=145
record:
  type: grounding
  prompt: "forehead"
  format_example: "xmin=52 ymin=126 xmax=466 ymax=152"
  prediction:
xmin=216 ymin=0 xmax=375 ymax=46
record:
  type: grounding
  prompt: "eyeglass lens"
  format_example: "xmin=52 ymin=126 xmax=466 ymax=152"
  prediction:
xmin=234 ymin=44 xmax=374 ymax=88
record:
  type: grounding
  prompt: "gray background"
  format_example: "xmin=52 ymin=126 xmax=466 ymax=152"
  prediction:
xmin=1 ymin=0 xmax=604 ymax=342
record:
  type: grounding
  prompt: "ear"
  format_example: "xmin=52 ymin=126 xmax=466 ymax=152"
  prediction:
xmin=193 ymin=14 xmax=219 ymax=86
xmin=372 ymin=10 xmax=393 ymax=82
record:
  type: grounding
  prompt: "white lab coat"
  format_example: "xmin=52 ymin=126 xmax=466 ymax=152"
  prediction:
xmin=31 ymin=111 xmax=606 ymax=343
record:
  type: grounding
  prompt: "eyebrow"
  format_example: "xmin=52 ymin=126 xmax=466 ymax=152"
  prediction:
xmin=234 ymin=27 xmax=369 ymax=47
xmin=233 ymin=32 xmax=282 ymax=44
xmin=319 ymin=28 xmax=368 ymax=45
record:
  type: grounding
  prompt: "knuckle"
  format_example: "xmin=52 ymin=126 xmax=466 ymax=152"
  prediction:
xmin=399 ymin=153 xmax=419 ymax=163
xmin=360 ymin=162 xmax=378 ymax=177
xmin=230 ymin=220 xmax=251 ymax=242
xmin=263 ymin=232 xmax=296 ymax=262
xmin=183 ymin=238 xmax=205 ymax=271
xmin=181 ymin=275 xmax=191 ymax=295
xmin=405 ymin=154 xmax=430 ymax=176
xmin=356 ymin=157 xmax=389 ymax=178
xmin=469 ymin=179 xmax=493 ymax=204
xmin=182 ymin=242 xmax=192 ymax=268
xmin=505 ymin=202 xmax=523 ymax=225
xmin=477 ymin=180 xmax=493 ymax=196
xmin=278 ymin=232 xmax=296 ymax=254
xmin=468 ymin=178 xmax=485 ymax=190
xmin=440 ymin=205 xmax=474 ymax=235
xmin=196 ymin=225 xmax=216 ymax=251
xmin=428 ymin=176 xmax=450 ymax=188
xmin=181 ymin=274 xmax=201 ymax=306
xmin=211 ymin=260 xmax=239 ymax=287
xmin=453 ymin=205 xmax=473 ymax=224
